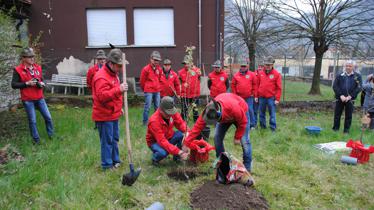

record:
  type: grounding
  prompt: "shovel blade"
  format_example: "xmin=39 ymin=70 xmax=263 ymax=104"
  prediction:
xmin=122 ymin=168 xmax=141 ymax=186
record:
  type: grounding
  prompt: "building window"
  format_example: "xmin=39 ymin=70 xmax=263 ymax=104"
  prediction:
xmin=134 ymin=8 xmax=174 ymax=46
xmin=86 ymin=9 xmax=127 ymax=47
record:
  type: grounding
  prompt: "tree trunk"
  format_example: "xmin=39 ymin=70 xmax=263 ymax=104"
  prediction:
xmin=248 ymin=43 xmax=256 ymax=71
xmin=309 ymin=52 xmax=324 ymax=95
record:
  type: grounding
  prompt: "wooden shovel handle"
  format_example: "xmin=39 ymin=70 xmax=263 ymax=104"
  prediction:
xmin=122 ymin=53 xmax=133 ymax=164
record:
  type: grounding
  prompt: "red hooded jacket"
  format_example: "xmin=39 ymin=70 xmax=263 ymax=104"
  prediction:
xmin=159 ymin=69 xmax=181 ymax=97
xmin=92 ymin=64 xmax=123 ymax=121
xmin=86 ymin=64 xmax=101 ymax=89
xmin=14 ymin=63 xmax=44 ymax=101
xmin=257 ymin=69 xmax=282 ymax=101
xmin=146 ymin=109 xmax=188 ymax=155
xmin=208 ymin=70 xmax=228 ymax=98
xmin=231 ymin=70 xmax=257 ymax=99
xmin=140 ymin=64 xmax=162 ymax=93
xmin=178 ymin=66 xmax=201 ymax=98
xmin=184 ymin=93 xmax=248 ymax=147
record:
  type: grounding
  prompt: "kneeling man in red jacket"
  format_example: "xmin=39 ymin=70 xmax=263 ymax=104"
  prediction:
xmin=146 ymin=96 xmax=189 ymax=166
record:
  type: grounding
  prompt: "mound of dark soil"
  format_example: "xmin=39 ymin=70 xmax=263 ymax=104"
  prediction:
xmin=167 ymin=168 xmax=209 ymax=181
xmin=190 ymin=181 xmax=269 ymax=210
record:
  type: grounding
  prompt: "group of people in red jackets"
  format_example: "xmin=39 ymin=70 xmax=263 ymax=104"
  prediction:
xmin=138 ymin=51 xmax=282 ymax=172
xmin=12 ymin=47 xmax=281 ymax=172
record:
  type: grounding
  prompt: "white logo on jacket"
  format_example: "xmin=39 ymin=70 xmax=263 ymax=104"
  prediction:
xmin=245 ymin=75 xmax=250 ymax=79
xmin=220 ymin=77 xmax=224 ymax=81
xmin=269 ymin=74 xmax=274 ymax=79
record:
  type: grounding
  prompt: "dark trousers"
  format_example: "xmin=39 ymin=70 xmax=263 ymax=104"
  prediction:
xmin=181 ymin=97 xmax=199 ymax=122
xmin=333 ymin=100 xmax=354 ymax=132
xmin=369 ymin=112 xmax=374 ymax=129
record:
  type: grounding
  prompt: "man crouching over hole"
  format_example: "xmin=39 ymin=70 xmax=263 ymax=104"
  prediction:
xmin=146 ymin=96 xmax=189 ymax=166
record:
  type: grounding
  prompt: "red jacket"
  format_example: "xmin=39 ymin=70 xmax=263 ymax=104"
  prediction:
xmin=146 ymin=109 xmax=188 ymax=155
xmin=159 ymin=69 xmax=181 ymax=97
xmin=184 ymin=93 xmax=248 ymax=147
xmin=92 ymin=64 xmax=123 ymax=121
xmin=178 ymin=67 xmax=201 ymax=98
xmin=257 ymin=69 xmax=282 ymax=101
xmin=231 ymin=70 xmax=257 ymax=99
xmin=14 ymin=63 xmax=44 ymax=101
xmin=86 ymin=64 xmax=101 ymax=89
xmin=208 ymin=70 xmax=228 ymax=98
xmin=140 ymin=64 xmax=162 ymax=93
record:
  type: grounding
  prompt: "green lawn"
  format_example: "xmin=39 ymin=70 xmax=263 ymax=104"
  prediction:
xmin=282 ymin=81 xmax=335 ymax=102
xmin=1 ymin=104 xmax=374 ymax=209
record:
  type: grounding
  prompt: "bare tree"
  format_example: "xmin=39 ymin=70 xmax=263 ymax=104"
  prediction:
xmin=225 ymin=0 xmax=277 ymax=71
xmin=272 ymin=0 xmax=374 ymax=94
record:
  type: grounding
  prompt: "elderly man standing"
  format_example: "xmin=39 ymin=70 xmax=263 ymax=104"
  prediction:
xmin=86 ymin=50 xmax=106 ymax=91
xmin=256 ymin=56 xmax=282 ymax=132
xmin=159 ymin=59 xmax=180 ymax=99
xmin=92 ymin=49 xmax=128 ymax=170
xmin=11 ymin=47 xmax=54 ymax=145
xmin=208 ymin=60 xmax=229 ymax=99
xmin=140 ymin=51 xmax=162 ymax=125
xmin=332 ymin=60 xmax=362 ymax=133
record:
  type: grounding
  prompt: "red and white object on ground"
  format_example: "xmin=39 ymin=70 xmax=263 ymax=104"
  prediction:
xmin=188 ymin=139 xmax=215 ymax=164
xmin=346 ymin=140 xmax=374 ymax=164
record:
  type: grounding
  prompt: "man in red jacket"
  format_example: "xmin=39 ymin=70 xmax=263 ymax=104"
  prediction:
xmin=178 ymin=55 xmax=201 ymax=121
xmin=231 ymin=62 xmax=257 ymax=130
xmin=184 ymin=93 xmax=252 ymax=171
xmin=11 ymin=47 xmax=54 ymax=145
xmin=146 ymin=96 xmax=189 ymax=166
xmin=86 ymin=50 xmax=106 ymax=91
xmin=208 ymin=60 xmax=229 ymax=99
xmin=92 ymin=49 xmax=128 ymax=170
xmin=159 ymin=59 xmax=180 ymax=99
xmin=140 ymin=51 xmax=162 ymax=125
xmin=256 ymin=56 xmax=282 ymax=132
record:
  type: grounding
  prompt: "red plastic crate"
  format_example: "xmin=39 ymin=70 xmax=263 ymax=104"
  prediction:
xmin=346 ymin=140 xmax=374 ymax=164
xmin=188 ymin=139 xmax=215 ymax=164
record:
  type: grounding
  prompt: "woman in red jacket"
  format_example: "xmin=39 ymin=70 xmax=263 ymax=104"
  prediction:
xmin=11 ymin=48 xmax=54 ymax=145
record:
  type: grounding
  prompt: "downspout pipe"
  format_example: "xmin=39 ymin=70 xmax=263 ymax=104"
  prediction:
xmin=198 ymin=0 xmax=202 ymax=68
xmin=216 ymin=0 xmax=220 ymax=60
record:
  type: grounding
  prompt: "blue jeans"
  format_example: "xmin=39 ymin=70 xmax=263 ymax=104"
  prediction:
xmin=150 ymin=131 xmax=183 ymax=162
xmin=259 ymin=97 xmax=277 ymax=130
xmin=214 ymin=123 xmax=252 ymax=171
xmin=253 ymin=100 xmax=259 ymax=127
xmin=97 ymin=120 xmax=121 ymax=169
xmin=143 ymin=92 xmax=160 ymax=124
xmin=244 ymin=97 xmax=255 ymax=128
xmin=23 ymin=99 xmax=54 ymax=142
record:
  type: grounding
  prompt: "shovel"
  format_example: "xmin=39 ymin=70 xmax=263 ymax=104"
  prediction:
xmin=121 ymin=53 xmax=141 ymax=186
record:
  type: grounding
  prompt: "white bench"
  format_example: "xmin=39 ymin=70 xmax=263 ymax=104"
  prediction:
xmin=48 ymin=74 xmax=87 ymax=96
